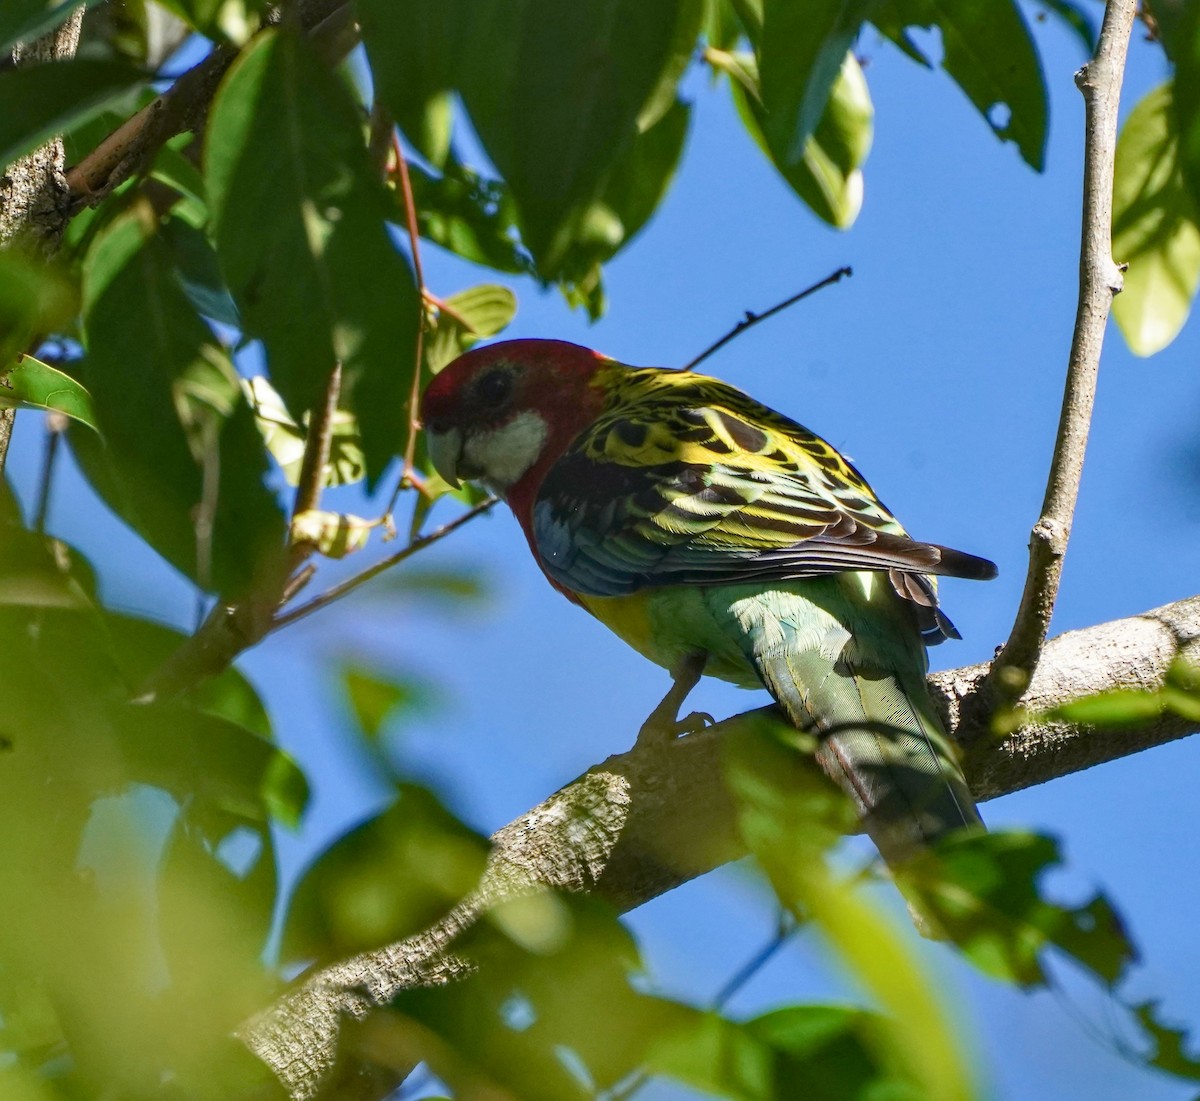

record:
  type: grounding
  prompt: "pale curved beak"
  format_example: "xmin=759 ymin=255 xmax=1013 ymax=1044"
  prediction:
xmin=426 ymin=426 xmax=464 ymax=489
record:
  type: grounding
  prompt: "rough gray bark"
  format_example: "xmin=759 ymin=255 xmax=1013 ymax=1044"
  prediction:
xmin=241 ymin=594 xmax=1200 ymax=1101
xmin=0 ymin=8 xmax=86 ymax=251
xmin=0 ymin=6 xmax=86 ymax=473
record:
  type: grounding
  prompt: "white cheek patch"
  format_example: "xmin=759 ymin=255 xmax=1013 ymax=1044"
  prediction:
xmin=464 ymin=410 xmax=550 ymax=490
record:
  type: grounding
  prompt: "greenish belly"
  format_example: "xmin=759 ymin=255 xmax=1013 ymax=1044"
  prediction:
xmin=579 ymin=572 xmax=917 ymax=690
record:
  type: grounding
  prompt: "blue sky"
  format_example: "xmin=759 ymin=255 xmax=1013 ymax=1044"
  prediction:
xmin=9 ymin=9 xmax=1200 ymax=1101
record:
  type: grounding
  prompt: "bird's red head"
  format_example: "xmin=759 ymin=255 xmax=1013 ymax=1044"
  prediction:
xmin=420 ymin=339 xmax=616 ymax=506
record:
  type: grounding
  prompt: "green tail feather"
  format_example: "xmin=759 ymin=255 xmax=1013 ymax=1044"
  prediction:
xmin=727 ymin=576 xmax=983 ymax=866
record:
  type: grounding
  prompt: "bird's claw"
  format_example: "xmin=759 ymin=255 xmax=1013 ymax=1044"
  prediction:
xmin=635 ymin=709 xmax=714 ymax=749
xmin=675 ymin=710 xmax=715 ymax=736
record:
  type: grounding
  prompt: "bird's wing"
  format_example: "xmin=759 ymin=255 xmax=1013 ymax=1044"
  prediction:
xmin=532 ymin=371 xmax=995 ymax=614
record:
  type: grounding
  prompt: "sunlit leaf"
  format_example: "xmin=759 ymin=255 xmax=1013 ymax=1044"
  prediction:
xmin=241 ymin=375 xmax=365 ymax=488
xmin=206 ymin=27 xmax=420 ymax=486
xmin=875 ymin=0 xmax=1048 ymax=170
xmin=730 ymin=51 xmax=871 ymax=228
xmin=99 ymin=611 xmax=272 ymax=739
xmin=358 ymin=0 xmax=468 ymax=168
xmin=0 ymin=57 xmax=146 ymax=167
xmin=553 ymin=97 xmax=693 ymax=317
xmin=758 ymin=0 xmax=876 ymax=161
xmin=426 ymin=284 xmax=518 ymax=374
xmin=291 ymin=509 xmax=381 ymax=558
xmin=0 ymin=354 xmax=96 ymax=430
xmin=1112 ymin=83 xmax=1200 ymax=356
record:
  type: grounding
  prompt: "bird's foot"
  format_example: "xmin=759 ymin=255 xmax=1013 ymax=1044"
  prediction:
xmin=635 ymin=708 xmax=714 ymax=749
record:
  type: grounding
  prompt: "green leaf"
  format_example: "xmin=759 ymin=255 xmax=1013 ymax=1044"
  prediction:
xmin=723 ymin=720 xmax=977 ymax=1101
xmin=99 ymin=611 xmax=272 ymax=738
xmin=358 ymin=0 xmax=469 ymax=168
xmin=160 ymin=217 xmax=241 ymax=327
xmin=0 ymin=354 xmax=96 ymax=429
xmin=408 ymin=158 xmax=534 ymax=276
xmin=906 ymin=830 xmax=1136 ymax=988
xmin=729 ymin=51 xmax=872 ymax=228
xmin=0 ymin=58 xmax=146 ymax=168
xmin=242 ymin=375 xmax=365 ymax=488
xmin=875 ymin=0 xmax=1048 ymax=171
xmin=1032 ymin=0 xmax=1097 ymax=54
xmin=458 ymin=0 xmax=692 ymax=276
xmin=152 ymin=0 xmax=270 ymax=43
xmin=282 ymin=784 xmax=488 ymax=964
xmin=1134 ymin=1001 xmax=1200 ymax=1082
xmin=342 ymin=665 xmax=432 ymax=740
xmin=205 ymin=28 xmax=420 ymax=486
xmin=758 ymin=0 xmax=877 ymax=161
xmin=425 ymin=283 xmax=519 ymax=374
xmin=0 ymin=0 xmax=108 ymax=55
xmin=0 ymin=251 xmax=77 ymax=366
xmin=114 ymin=702 xmax=308 ymax=829
xmin=649 ymin=1005 xmax=926 ymax=1101
xmin=553 ymin=97 xmax=693 ymax=316
xmin=75 ymin=210 xmax=287 ymax=597
xmin=1112 ymin=83 xmax=1200 ymax=356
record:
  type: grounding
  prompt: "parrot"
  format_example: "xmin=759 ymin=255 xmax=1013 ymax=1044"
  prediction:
xmin=419 ymin=338 xmax=997 ymax=866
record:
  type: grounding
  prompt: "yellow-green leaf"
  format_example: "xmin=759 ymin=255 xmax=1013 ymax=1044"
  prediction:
xmin=1112 ymin=82 xmax=1200 ymax=356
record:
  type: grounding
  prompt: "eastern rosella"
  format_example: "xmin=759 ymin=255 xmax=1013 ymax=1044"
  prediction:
xmin=420 ymin=339 xmax=996 ymax=864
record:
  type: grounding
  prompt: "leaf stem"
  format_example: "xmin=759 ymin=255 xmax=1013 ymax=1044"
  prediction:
xmin=272 ymin=496 xmax=498 ymax=631
xmin=389 ymin=129 xmax=430 ymax=520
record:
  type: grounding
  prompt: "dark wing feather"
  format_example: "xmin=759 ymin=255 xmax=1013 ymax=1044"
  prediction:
xmin=532 ymin=371 xmax=996 ymax=638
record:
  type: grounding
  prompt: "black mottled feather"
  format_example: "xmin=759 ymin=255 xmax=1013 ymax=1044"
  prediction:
xmin=532 ymin=369 xmax=995 ymax=641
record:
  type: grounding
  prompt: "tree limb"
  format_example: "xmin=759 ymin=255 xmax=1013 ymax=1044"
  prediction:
xmin=0 ymin=4 xmax=87 ymax=473
xmin=990 ymin=0 xmax=1136 ymax=699
xmin=240 ymin=593 xmax=1200 ymax=1101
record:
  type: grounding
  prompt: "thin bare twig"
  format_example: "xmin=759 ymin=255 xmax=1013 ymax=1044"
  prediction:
xmin=386 ymin=129 xmax=430 ymax=520
xmin=681 ymin=267 xmax=852 ymax=373
xmin=291 ymin=366 xmax=343 ymax=517
xmin=987 ymin=0 xmax=1136 ymax=703
xmin=33 ymin=412 xmax=66 ymax=534
xmin=273 ymin=496 xmax=499 ymax=630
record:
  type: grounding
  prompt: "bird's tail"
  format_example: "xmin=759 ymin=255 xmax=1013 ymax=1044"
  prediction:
xmin=742 ymin=584 xmax=983 ymax=867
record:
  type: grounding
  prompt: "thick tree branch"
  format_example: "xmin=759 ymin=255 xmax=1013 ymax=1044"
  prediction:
xmin=991 ymin=0 xmax=1136 ymax=698
xmin=0 ymin=5 xmax=86 ymax=473
xmin=241 ymin=594 xmax=1200 ymax=1101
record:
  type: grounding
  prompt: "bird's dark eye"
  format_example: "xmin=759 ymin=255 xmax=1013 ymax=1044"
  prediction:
xmin=475 ymin=368 xmax=513 ymax=408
